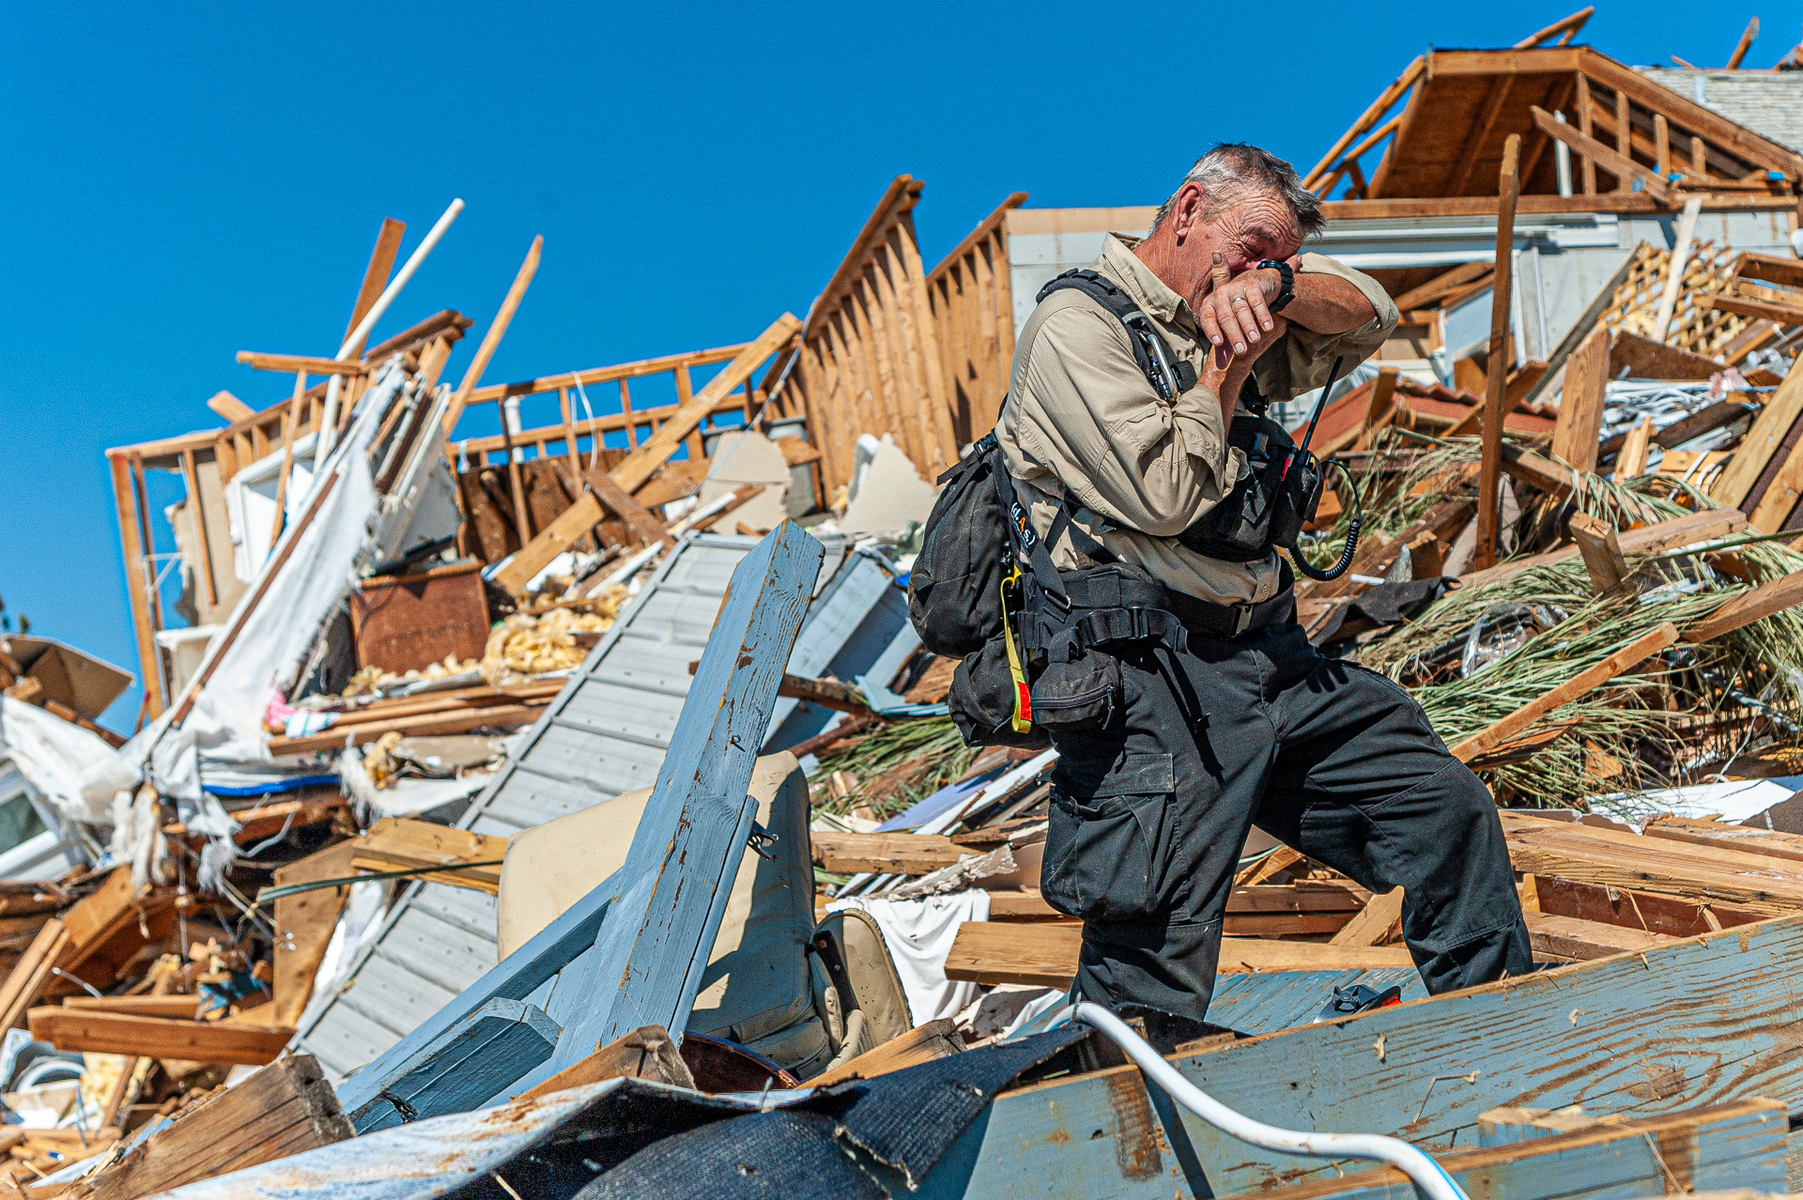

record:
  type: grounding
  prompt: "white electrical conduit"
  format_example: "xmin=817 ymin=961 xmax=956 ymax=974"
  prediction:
xmin=1066 ymin=1002 xmax=1470 ymax=1200
xmin=316 ymin=198 xmax=466 ymax=460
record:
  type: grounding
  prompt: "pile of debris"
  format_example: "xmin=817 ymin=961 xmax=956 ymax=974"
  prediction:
xmin=5 ymin=5 xmax=1803 ymax=1197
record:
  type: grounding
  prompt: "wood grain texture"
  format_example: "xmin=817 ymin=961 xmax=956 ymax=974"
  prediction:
xmin=919 ymin=915 xmax=1803 ymax=1198
xmin=943 ymin=923 xmax=1411 ymax=987
xmin=27 ymin=1008 xmax=292 ymax=1065
xmin=272 ymin=840 xmax=360 ymax=1027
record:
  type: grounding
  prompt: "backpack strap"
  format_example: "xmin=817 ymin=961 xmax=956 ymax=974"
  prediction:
xmin=1036 ymin=269 xmax=1198 ymax=401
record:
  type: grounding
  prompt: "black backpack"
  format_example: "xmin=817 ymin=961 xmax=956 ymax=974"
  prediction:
xmin=906 ymin=432 xmax=1010 ymax=660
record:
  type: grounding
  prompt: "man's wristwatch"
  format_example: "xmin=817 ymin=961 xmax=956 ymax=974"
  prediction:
xmin=1259 ymin=259 xmax=1296 ymax=312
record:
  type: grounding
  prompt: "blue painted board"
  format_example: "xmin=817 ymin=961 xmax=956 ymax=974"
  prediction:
xmin=542 ymin=522 xmax=822 ymax=1074
xmin=1205 ymin=968 xmax=1427 ymax=1035
xmin=920 ymin=915 xmax=1803 ymax=1198
xmin=349 ymin=998 xmax=560 ymax=1133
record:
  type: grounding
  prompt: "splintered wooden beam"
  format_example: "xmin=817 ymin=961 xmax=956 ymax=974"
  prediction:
xmin=59 ymin=1055 xmax=351 ymax=1200
xmin=349 ymin=818 xmax=508 ymax=894
xmin=607 ymin=313 xmax=802 ymax=493
xmin=27 ymin=1008 xmax=292 ymax=1065
xmin=1682 ymin=569 xmax=1803 ymax=643
xmin=206 ymin=390 xmax=255 ymax=422
xmin=1696 ymin=290 xmax=1803 ymax=327
xmin=1450 ymin=623 xmax=1678 ymax=762
xmin=1474 ymin=135 xmax=1521 ymax=573
xmin=1567 ymin=512 xmax=1627 ymax=592
xmin=442 ymin=235 xmax=544 ymax=436
xmin=943 ymin=923 xmax=1411 ymax=988
xmin=1460 ymin=506 xmax=1745 ymax=589
xmin=234 ymin=352 xmax=368 ymax=376
xmin=812 ymin=831 xmax=965 ymax=875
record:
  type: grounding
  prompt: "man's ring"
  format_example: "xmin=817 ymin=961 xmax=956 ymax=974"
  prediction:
xmin=1231 ymin=295 xmax=1248 ymax=305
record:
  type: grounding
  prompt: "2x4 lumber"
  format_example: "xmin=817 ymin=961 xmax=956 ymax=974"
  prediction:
xmin=205 ymin=390 xmax=254 ymax=422
xmin=1712 ymin=358 xmax=1803 ymax=507
xmin=343 ymin=217 xmax=406 ymax=360
xmin=0 ymin=920 xmax=66 ymax=1032
xmin=538 ymin=525 xmax=823 ymax=1079
xmin=364 ymin=308 xmax=472 ymax=363
xmin=518 ymin=1023 xmax=693 ymax=1100
xmin=1530 ymin=107 xmax=1672 ymax=203
xmin=1449 ymin=622 xmax=1679 ymax=763
xmin=1746 ymin=366 xmax=1803 ymax=530
xmin=1567 ymin=512 xmax=1627 ymax=591
xmin=1682 ymin=568 xmax=1803 ymax=643
xmin=1737 ymin=252 xmax=1803 ymax=290
xmin=107 ymin=453 xmax=164 ymax=716
xmin=490 ymin=491 xmax=608 ymax=596
xmin=951 ymin=918 xmax=1803 ymax=1197
xmin=1391 ymin=262 xmax=1492 ymax=312
xmin=27 ymin=1008 xmax=291 ymax=1065
xmin=1524 ymin=910 xmax=1675 ymax=961
xmin=1534 ymin=874 xmax=1760 ymax=935
xmin=944 ymin=923 xmax=1411 ymax=987
xmin=442 ymin=235 xmax=544 ymax=436
xmin=1549 ymin=327 xmax=1609 ymax=473
xmin=811 ymin=1019 xmax=963 ymax=1087
xmin=1726 ymin=16 xmax=1760 ymax=69
xmin=61 ymin=1055 xmax=352 ymax=1200
xmin=465 ymin=343 xmax=744 ymax=406
xmin=1329 ymin=888 xmax=1402 ymax=946
xmin=265 ymin=700 xmax=547 ymax=755
xmin=1513 ymin=5 xmax=1594 ymax=47
xmin=349 ymin=818 xmax=507 ymax=894
xmin=1612 ymin=416 xmax=1652 ymax=480
xmin=1474 ymin=135 xmax=1522 ymax=572
xmin=1697 ymin=291 xmax=1803 ymax=327
xmin=813 ymin=832 xmax=965 ymax=875
xmin=272 ymin=839 xmax=359 ymax=1027
xmin=1461 ymin=506 xmax=1746 ymax=589
xmin=1642 ymin=816 xmax=1803 ymax=864
xmin=234 ymin=352 xmax=366 ymax=376
xmin=607 ymin=313 xmax=802 ymax=492
xmin=584 ymin=465 xmax=670 ymax=548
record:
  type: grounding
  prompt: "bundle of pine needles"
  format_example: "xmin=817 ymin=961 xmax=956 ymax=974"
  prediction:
xmin=811 ymin=717 xmax=975 ymax=820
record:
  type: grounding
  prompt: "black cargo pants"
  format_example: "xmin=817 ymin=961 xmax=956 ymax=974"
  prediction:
xmin=1040 ymin=618 xmax=1532 ymax=1025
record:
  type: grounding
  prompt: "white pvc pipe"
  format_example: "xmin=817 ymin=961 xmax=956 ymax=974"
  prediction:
xmin=1067 ymin=1002 xmax=1470 ymax=1200
xmin=318 ymin=198 xmax=465 ymax=459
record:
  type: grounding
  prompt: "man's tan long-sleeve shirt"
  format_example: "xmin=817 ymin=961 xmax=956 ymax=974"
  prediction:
xmin=996 ymin=234 xmax=1398 ymax=605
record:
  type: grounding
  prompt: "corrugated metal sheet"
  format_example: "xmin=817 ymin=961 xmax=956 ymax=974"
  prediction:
xmin=293 ymin=531 xmax=911 ymax=1085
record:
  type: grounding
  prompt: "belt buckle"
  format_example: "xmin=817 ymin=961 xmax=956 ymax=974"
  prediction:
xmin=1233 ymin=603 xmax=1253 ymax=637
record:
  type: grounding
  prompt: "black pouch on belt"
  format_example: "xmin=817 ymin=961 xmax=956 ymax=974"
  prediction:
xmin=1024 ymin=562 xmax=1184 ymax=734
xmin=1178 ymin=413 xmax=1322 ymax=562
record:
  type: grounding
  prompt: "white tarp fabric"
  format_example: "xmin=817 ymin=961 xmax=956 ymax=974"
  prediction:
xmin=0 ymin=697 xmax=117 ymax=826
xmin=77 ymin=365 xmax=408 ymax=880
xmin=828 ymin=888 xmax=991 ymax=1023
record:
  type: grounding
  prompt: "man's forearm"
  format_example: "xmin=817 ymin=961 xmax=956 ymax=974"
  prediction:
xmin=1282 ymin=272 xmax=1376 ymax=335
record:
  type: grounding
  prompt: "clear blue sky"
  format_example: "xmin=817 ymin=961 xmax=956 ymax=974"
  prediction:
xmin=1 ymin=2 xmax=1787 ymax=733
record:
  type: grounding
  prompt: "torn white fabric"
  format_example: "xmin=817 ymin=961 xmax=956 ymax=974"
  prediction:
xmin=828 ymin=889 xmax=990 ymax=1024
xmin=294 ymin=878 xmax=392 ymax=1034
xmin=79 ymin=364 xmax=407 ymax=810
xmin=111 ymin=784 xmax=171 ymax=892
xmin=0 ymin=697 xmax=117 ymax=826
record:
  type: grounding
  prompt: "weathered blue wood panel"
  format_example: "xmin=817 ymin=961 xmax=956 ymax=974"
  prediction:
xmin=1205 ymin=968 xmax=1426 ymax=1036
xmin=542 ymin=522 xmax=822 ymax=1074
xmin=333 ymin=871 xmax=616 ymax=1117
xmin=349 ymin=998 xmax=560 ymax=1133
xmin=920 ymin=916 xmax=1803 ymax=1198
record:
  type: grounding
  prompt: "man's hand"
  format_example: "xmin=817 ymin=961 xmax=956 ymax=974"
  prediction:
xmin=1196 ymin=254 xmax=1300 ymax=367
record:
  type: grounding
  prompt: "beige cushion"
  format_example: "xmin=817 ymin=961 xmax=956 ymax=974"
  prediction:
xmin=495 ymin=752 xmax=821 ymax=1061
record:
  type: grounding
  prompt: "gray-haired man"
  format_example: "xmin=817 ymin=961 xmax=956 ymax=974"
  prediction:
xmin=998 ymin=144 xmax=1530 ymax=1045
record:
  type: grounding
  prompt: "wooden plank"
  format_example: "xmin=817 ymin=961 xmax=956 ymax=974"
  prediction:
xmin=446 ymin=234 xmax=545 ymax=435
xmin=234 ymin=352 xmax=366 ymax=376
xmin=0 ymin=919 xmax=66 ymax=1032
xmin=1643 ymin=816 xmax=1803 ymax=864
xmin=1549 ymin=326 xmax=1609 ymax=473
xmin=1682 ymin=569 xmax=1803 ymax=643
xmin=349 ymin=818 xmax=507 ymax=894
xmin=1748 ymin=379 xmax=1803 ymax=531
xmin=1698 ymin=291 xmax=1803 ymax=327
xmin=265 ymin=701 xmax=546 ymax=755
xmin=62 ymin=1055 xmax=351 ymax=1200
xmin=28 ymin=1009 xmax=291 ymax=1065
xmin=1715 ymin=357 xmax=1803 ymax=508
xmin=1567 ymin=512 xmax=1627 ymax=592
xmin=205 ymin=390 xmax=255 ymax=422
xmin=60 ymin=994 xmax=200 ymax=1019
xmin=927 ymin=918 xmax=1803 ymax=1198
xmin=1328 ymin=889 xmax=1402 ymax=946
xmin=811 ymin=1019 xmax=963 ymax=1087
xmin=583 ymin=465 xmax=671 ymax=549
xmin=1500 ymin=815 xmax=1803 ymax=913
xmin=1534 ymin=874 xmax=1762 ymax=935
xmin=1474 ymin=135 xmax=1521 ymax=572
xmin=490 ymin=492 xmax=606 ymax=597
xmin=1461 ymin=506 xmax=1745 ymax=589
xmin=272 ymin=840 xmax=360 ymax=1028
xmin=1228 ymin=1100 xmax=1783 ymax=1200
xmin=342 ymin=998 xmax=560 ymax=1132
xmin=943 ymin=923 xmax=1411 ymax=988
xmin=607 ymin=314 xmax=801 ymax=493
xmin=812 ymin=831 xmax=965 ymax=875
xmin=1449 ymin=622 xmax=1678 ymax=761
xmin=1580 ymin=49 xmax=1803 ymax=178
xmin=341 ymin=217 xmax=407 ymax=359
xmin=518 ymin=1023 xmax=693 ymax=1100
xmin=1530 ymin=106 xmax=1672 ymax=202
xmin=1524 ymin=910 xmax=1676 ymax=961
xmin=107 ymin=453 xmax=164 ymax=716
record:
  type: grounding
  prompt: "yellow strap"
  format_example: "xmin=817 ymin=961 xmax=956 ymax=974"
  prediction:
xmin=999 ymin=568 xmax=1033 ymax=733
